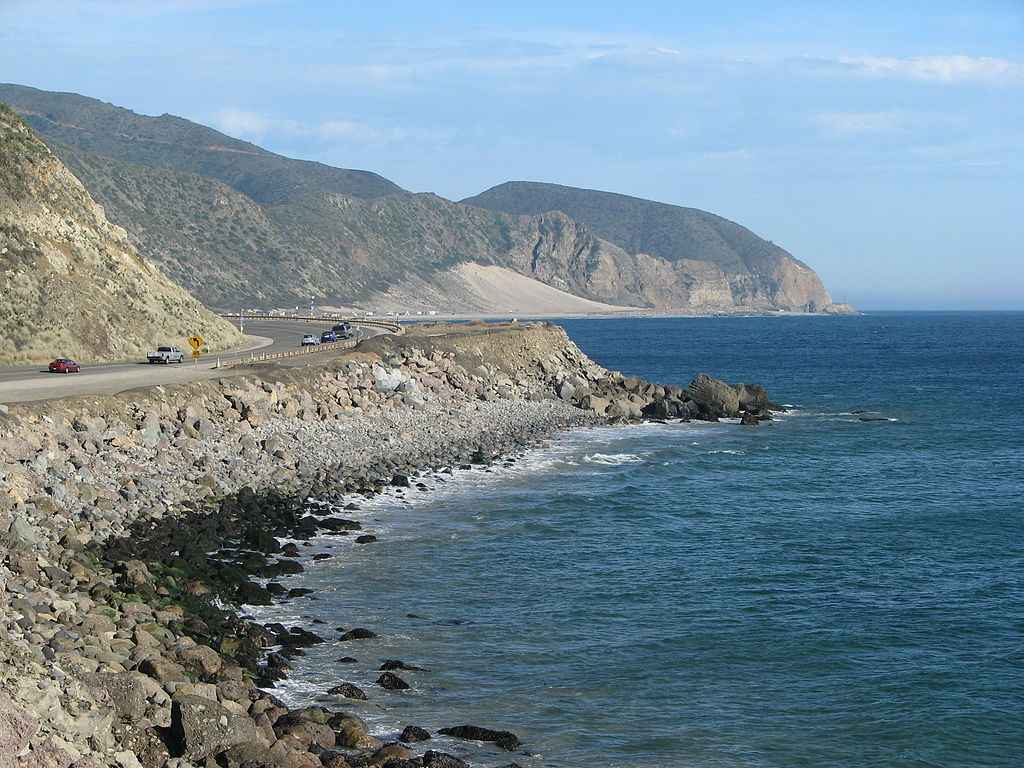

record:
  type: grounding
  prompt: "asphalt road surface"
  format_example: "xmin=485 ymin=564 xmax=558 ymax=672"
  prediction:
xmin=0 ymin=319 xmax=378 ymax=405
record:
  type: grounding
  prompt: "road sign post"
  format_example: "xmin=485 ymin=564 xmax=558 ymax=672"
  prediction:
xmin=188 ymin=335 xmax=204 ymax=366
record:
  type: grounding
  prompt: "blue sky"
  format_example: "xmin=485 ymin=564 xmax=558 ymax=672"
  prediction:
xmin=2 ymin=0 xmax=1021 ymax=309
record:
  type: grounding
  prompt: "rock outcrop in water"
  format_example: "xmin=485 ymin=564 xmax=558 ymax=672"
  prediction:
xmin=0 ymin=322 xmax=778 ymax=767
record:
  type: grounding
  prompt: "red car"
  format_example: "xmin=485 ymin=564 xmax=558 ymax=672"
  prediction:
xmin=48 ymin=358 xmax=81 ymax=374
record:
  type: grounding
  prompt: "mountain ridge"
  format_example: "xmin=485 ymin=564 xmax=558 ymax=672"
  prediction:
xmin=0 ymin=83 xmax=405 ymax=204
xmin=0 ymin=83 xmax=850 ymax=315
xmin=463 ymin=181 xmax=840 ymax=312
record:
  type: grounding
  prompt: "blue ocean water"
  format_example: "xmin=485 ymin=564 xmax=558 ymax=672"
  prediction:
xmin=257 ymin=312 xmax=1024 ymax=768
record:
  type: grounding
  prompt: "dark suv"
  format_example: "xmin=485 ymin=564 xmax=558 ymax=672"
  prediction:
xmin=320 ymin=330 xmax=337 ymax=343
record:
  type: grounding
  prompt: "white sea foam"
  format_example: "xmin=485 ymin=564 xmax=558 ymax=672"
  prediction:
xmin=583 ymin=452 xmax=643 ymax=466
xmin=707 ymin=449 xmax=746 ymax=455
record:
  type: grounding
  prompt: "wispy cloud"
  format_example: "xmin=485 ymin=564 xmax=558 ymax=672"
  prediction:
xmin=837 ymin=55 xmax=1023 ymax=84
xmin=314 ymin=43 xmax=1024 ymax=92
xmin=211 ymin=108 xmax=448 ymax=146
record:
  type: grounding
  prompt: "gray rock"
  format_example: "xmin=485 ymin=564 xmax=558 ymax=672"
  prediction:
xmin=422 ymin=751 xmax=470 ymax=768
xmin=688 ymin=373 xmax=740 ymax=417
xmin=170 ymin=694 xmax=259 ymax=761
xmin=88 ymin=672 xmax=148 ymax=722
xmin=330 ymin=713 xmax=380 ymax=749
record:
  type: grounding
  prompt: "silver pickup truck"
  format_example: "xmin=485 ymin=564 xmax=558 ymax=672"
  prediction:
xmin=147 ymin=346 xmax=184 ymax=364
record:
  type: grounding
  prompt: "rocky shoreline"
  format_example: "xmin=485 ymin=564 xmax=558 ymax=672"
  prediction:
xmin=1 ymin=322 xmax=779 ymax=768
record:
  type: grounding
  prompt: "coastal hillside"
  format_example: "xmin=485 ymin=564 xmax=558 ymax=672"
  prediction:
xmin=0 ymin=83 xmax=402 ymax=203
xmin=0 ymin=83 xmax=848 ymax=314
xmin=464 ymin=181 xmax=847 ymax=313
xmin=0 ymin=103 xmax=244 ymax=364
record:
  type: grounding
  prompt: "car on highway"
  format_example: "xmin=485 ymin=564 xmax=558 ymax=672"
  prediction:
xmin=147 ymin=346 xmax=184 ymax=364
xmin=332 ymin=322 xmax=353 ymax=339
xmin=301 ymin=334 xmax=320 ymax=346
xmin=320 ymin=330 xmax=337 ymax=343
xmin=48 ymin=358 xmax=81 ymax=374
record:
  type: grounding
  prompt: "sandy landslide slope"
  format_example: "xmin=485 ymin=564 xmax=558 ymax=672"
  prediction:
xmin=0 ymin=103 xmax=243 ymax=364
xmin=364 ymin=263 xmax=641 ymax=314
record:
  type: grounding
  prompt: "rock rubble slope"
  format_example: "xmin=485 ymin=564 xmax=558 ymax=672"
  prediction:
xmin=0 ymin=322 xmax=778 ymax=767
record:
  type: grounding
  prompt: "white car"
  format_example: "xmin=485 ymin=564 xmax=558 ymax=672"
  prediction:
xmin=147 ymin=346 xmax=184 ymax=364
xmin=301 ymin=334 xmax=320 ymax=346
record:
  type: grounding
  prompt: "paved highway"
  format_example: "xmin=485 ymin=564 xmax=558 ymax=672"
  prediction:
xmin=0 ymin=319 xmax=376 ymax=405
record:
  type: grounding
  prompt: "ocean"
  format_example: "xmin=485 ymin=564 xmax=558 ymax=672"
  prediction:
xmin=252 ymin=312 xmax=1024 ymax=767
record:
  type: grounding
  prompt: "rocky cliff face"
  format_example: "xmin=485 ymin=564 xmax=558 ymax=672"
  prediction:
xmin=465 ymin=181 xmax=848 ymax=313
xmin=0 ymin=104 xmax=243 ymax=364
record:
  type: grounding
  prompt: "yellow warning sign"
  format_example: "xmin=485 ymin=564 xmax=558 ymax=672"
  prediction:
xmin=188 ymin=335 xmax=204 ymax=352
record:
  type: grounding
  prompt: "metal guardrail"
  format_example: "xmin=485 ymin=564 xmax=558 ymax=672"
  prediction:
xmin=220 ymin=314 xmax=403 ymax=334
xmin=240 ymin=337 xmax=359 ymax=365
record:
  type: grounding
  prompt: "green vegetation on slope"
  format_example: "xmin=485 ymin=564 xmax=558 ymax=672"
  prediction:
xmin=0 ymin=83 xmax=404 ymax=203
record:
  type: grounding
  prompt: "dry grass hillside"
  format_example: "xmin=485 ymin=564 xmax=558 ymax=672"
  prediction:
xmin=0 ymin=103 xmax=244 ymax=364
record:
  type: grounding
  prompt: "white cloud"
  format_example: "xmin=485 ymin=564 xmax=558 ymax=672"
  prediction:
xmin=838 ymin=55 xmax=1023 ymax=84
xmin=214 ymin=108 xmax=279 ymax=138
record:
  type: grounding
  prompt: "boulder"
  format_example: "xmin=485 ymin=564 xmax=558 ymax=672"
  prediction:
xmin=368 ymin=743 xmax=412 ymax=765
xmin=438 ymin=725 xmax=521 ymax=751
xmin=606 ymin=399 xmax=642 ymax=421
xmin=179 ymin=645 xmax=223 ymax=678
xmin=688 ymin=373 xmax=740 ymax=418
xmin=327 ymin=682 xmax=367 ymax=700
xmin=733 ymin=383 xmax=768 ymax=411
xmin=579 ymin=394 xmax=610 ymax=416
xmin=372 ymin=367 xmax=404 ymax=393
xmin=319 ymin=751 xmax=353 ymax=768
xmin=330 ymin=714 xmax=381 ymax=750
xmin=641 ymin=397 xmax=689 ymax=420
xmin=138 ymin=656 xmax=189 ymax=684
xmin=338 ymin=628 xmax=376 ymax=641
xmin=87 ymin=672 xmax=148 ymax=723
xmin=169 ymin=694 xmax=259 ymax=761
xmin=376 ymin=672 xmax=410 ymax=691
xmin=274 ymin=719 xmax=336 ymax=751
xmin=422 ymin=752 xmax=469 ymax=768
xmin=399 ymin=725 xmax=431 ymax=743
xmin=120 ymin=726 xmax=172 ymax=768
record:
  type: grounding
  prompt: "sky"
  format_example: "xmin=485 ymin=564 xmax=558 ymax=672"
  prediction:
xmin=1 ymin=0 xmax=1021 ymax=309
